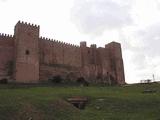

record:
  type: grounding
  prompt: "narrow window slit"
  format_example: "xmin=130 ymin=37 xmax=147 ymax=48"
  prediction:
xmin=25 ymin=50 xmax=30 ymax=55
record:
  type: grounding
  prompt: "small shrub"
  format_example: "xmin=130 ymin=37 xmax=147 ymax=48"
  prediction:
xmin=49 ymin=75 xmax=63 ymax=83
xmin=0 ymin=78 xmax=8 ymax=84
xmin=77 ymin=77 xmax=89 ymax=86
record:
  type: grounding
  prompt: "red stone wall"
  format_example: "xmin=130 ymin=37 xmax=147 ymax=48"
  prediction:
xmin=79 ymin=42 xmax=125 ymax=85
xmin=0 ymin=35 xmax=14 ymax=80
xmin=39 ymin=38 xmax=82 ymax=66
xmin=39 ymin=38 xmax=82 ymax=81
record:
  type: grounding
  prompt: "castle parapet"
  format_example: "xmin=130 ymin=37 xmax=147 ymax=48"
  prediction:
xmin=80 ymin=41 xmax=87 ymax=47
xmin=16 ymin=21 xmax=40 ymax=28
xmin=0 ymin=33 xmax=13 ymax=38
xmin=90 ymin=44 xmax=97 ymax=48
xmin=0 ymin=33 xmax=14 ymax=47
xmin=40 ymin=36 xmax=79 ymax=48
xmin=105 ymin=41 xmax=122 ymax=59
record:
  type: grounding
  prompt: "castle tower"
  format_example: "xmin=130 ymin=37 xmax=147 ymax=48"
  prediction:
xmin=14 ymin=21 xmax=40 ymax=83
xmin=80 ymin=41 xmax=87 ymax=67
xmin=90 ymin=44 xmax=97 ymax=64
xmin=105 ymin=42 xmax=125 ymax=84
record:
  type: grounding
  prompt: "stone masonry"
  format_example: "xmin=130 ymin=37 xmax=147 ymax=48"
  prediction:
xmin=0 ymin=21 xmax=125 ymax=85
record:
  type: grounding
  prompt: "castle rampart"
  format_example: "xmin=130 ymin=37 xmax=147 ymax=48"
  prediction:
xmin=0 ymin=33 xmax=14 ymax=80
xmin=0 ymin=21 xmax=125 ymax=85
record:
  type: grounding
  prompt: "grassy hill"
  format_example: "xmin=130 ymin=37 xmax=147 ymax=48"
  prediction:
xmin=0 ymin=83 xmax=160 ymax=120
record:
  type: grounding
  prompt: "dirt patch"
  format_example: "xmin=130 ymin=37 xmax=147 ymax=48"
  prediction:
xmin=10 ymin=99 xmax=80 ymax=120
xmin=51 ymin=99 xmax=80 ymax=112
xmin=11 ymin=103 xmax=45 ymax=120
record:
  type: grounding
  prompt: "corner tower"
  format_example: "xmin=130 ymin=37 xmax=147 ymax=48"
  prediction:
xmin=14 ymin=21 xmax=40 ymax=83
xmin=105 ymin=42 xmax=125 ymax=84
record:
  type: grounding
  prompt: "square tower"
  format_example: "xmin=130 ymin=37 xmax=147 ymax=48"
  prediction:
xmin=14 ymin=21 xmax=40 ymax=83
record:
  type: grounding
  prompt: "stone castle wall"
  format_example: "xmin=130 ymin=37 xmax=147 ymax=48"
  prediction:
xmin=39 ymin=37 xmax=82 ymax=82
xmin=39 ymin=37 xmax=81 ymax=67
xmin=0 ymin=34 xmax=14 ymax=80
xmin=0 ymin=21 xmax=125 ymax=84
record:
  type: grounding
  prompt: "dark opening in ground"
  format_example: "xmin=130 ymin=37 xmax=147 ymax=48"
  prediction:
xmin=67 ymin=96 xmax=88 ymax=109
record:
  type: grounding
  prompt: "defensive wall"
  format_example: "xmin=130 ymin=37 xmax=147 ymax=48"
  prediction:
xmin=0 ymin=21 xmax=125 ymax=85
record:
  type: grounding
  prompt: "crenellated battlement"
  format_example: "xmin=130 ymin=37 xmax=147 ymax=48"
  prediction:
xmin=90 ymin=44 xmax=97 ymax=48
xmin=0 ymin=33 xmax=13 ymax=38
xmin=0 ymin=33 xmax=14 ymax=47
xmin=39 ymin=36 xmax=79 ymax=48
xmin=16 ymin=20 xmax=40 ymax=28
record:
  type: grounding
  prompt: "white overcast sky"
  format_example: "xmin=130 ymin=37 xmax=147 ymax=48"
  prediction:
xmin=0 ymin=0 xmax=160 ymax=83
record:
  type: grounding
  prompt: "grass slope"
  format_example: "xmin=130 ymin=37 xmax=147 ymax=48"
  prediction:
xmin=0 ymin=83 xmax=160 ymax=120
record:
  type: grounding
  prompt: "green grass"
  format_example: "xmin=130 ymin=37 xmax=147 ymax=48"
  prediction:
xmin=0 ymin=83 xmax=160 ymax=120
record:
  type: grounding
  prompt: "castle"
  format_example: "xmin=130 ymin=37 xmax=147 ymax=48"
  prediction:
xmin=0 ymin=21 xmax=125 ymax=85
